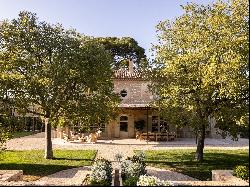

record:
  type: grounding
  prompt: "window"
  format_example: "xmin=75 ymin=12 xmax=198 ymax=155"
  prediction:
xmin=120 ymin=115 xmax=128 ymax=132
xmin=120 ymin=122 xmax=128 ymax=131
xmin=160 ymin=118 xmax=169 ymax=132
xmin=152 ymin=116 xmax=159 ymax=132
xmin=120 ymin=89 xmax=127 ymax=97
xmin=151 ymin=116 xmax=169 ymax=132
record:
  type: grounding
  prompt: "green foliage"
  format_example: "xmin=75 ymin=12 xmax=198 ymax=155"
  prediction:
xmin=93 ymin=37 xmax=146 ymax=70
xmin=121 ymin=152 xmax=147 ymax=186
xmin=0 ymin=11 xmax=120 ymax=152
xmin=121 ymin=152 xmax=147 ymax=182
xmin=90 ymin=158 xmax=113 ymax=186
xmin=233 ymin=165 xmax=249 ymax=180
xmin=123 ymin=176 xmax=139 ymax=186
xmin=0 ymin=114 xmax=24 ymax=149
xmin=148 ymin=0 xmax=249 ymax=160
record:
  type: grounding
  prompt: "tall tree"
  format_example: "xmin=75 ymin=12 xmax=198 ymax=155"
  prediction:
xmin=94 ymin=37 xmax=146 ymax=70
xmin=0 ymin=11 xmax=120 ymax=159
xmin=149 ymin=0 xmax=249 ymax=161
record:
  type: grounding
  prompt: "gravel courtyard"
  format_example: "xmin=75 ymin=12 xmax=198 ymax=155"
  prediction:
xmin=3 ymin=132 xmax=249 ymax=185
xmin=6 ymin=132 xmax=249 ymax=161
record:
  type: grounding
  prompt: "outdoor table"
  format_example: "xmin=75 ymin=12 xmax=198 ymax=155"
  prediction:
xmin=140 ymin=132 xmax=177 ymax=142
xmin=140 ymin=132 xmax=156 ymax=141
xmin=155 ymin=132 xmax=177 ymax=141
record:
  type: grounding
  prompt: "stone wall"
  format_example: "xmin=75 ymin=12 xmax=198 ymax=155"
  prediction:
xmin=113 ymin=79 xmax=152 ymax=105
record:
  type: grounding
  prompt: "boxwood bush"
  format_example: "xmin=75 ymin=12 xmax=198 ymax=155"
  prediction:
xmin=233 ymin=165 xmax=249 ymax=181
xmin=121 ymin=151 xmax=147 ymax=186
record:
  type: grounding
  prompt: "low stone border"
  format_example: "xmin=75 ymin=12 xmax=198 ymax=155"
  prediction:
xmin=172 ymin=180 xmax=249 ymax=186
xmin=0 ymin=170 xmax=23 ymax=182
xmin=212 ymin=170 xmax=248 ymax=186
xmin=163 ymin=170 xmax=249 ymax=186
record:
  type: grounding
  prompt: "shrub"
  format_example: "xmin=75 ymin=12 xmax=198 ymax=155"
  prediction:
xmin=233 ymin=165 xmax=249 ymax=181
xmin=90 ymin=158 xmax=113 ymax=186
xmin=128 ymin=161 xmax=146 ymax=178
xmin=137 ymin=175 xmax=172 ymax=186
xmin=123 ymin=176 xmax=139 ymax=186
xmin=0 ymin=121 xmax=12 ymax=150
xmin=121 ymin=151 xmax=147 ymax=184
xmin=131 ymin=151 xmax=146 ymax=162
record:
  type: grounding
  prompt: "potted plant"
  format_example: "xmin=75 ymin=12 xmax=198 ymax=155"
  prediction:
xmin=135 ymin=120 xmax=145 ymax=132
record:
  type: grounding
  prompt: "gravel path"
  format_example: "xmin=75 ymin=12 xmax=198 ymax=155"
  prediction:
xmin=2 ymin=132 xmax=248 ymax=185
xmin=35 ymin=166 xmax=91 ymax=186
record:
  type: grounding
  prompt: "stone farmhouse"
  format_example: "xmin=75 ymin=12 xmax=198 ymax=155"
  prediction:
xmin=6 ymin=58 xmax=222 ymax=140
xmin=55 ymin=60 xmax=222 ymax=140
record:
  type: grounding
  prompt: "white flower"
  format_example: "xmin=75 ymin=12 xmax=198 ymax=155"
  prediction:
xmin=137 ymin=175 xmax=172 ymax=186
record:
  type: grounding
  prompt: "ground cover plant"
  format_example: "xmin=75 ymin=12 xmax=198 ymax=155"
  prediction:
xmin=136 ymin=149 xmax=249 ymax=180
xmin=0 ymin=150 xmax=96 ymax=181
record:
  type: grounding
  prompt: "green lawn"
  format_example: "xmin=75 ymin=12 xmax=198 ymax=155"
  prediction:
xmin=12 ymin=131 xmax=34 ymax=138
xmin=137 ymin=149 xmax=249 ymax=181
xmin=0 ymin=150 xmax=97 ymax=181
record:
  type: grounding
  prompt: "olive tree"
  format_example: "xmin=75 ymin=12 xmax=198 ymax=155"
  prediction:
xmin=149 ymin=0 xmax=249 ymax=161
xmin=0 ymin=11 xmax=120 ymax=158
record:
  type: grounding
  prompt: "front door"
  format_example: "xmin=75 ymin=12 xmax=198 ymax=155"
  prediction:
xmin=120 ymin=115 xmax=129 ymax=138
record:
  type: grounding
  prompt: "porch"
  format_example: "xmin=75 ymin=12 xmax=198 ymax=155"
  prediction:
xmin=107 ymin=106 xmax=196 ymax=140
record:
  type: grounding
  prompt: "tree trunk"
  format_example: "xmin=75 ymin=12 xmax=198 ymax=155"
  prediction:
xmin=195 ymin=123 xmax=206 ymax=162
xmin=44 ymin=112 xmax=53 ymax=159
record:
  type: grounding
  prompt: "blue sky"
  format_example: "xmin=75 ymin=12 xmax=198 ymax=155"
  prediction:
xmin=0 ymin=0 xmax=215 ymax=58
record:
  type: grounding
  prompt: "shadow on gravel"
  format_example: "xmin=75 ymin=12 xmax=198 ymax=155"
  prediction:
xmin=0 ymin=163 xmax=76 ymax=178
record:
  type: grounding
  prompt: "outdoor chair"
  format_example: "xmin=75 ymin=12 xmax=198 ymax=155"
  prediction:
xmin=136 ymin=131 xmax=143 ymax=140
xmin=70 ymin=131 xmax=79 ymax=141
xmin=62 ymin=131 xmax=69 ymax=141
xmin=168 ymin=132 xmax=177 ymax=141
xmin=86 ymin=133 xmax=98 ymax=143
xmin=148 ymin=132 xmax=156 ymax=141
xmin=78 ymin=133 xmax=86 ymax=142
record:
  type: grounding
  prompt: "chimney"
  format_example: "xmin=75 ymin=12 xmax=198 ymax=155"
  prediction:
xmin=128 ymin=59 xmax=134 ymax=74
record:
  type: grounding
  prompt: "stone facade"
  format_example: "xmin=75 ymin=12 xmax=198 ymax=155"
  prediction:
xmin=106 ymin=69 xmax=179 ymax=139
xmin=104 ymin=66 xmax=222 ymax=139
xmin=53 ymin=61 xmax=225 ymax=140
